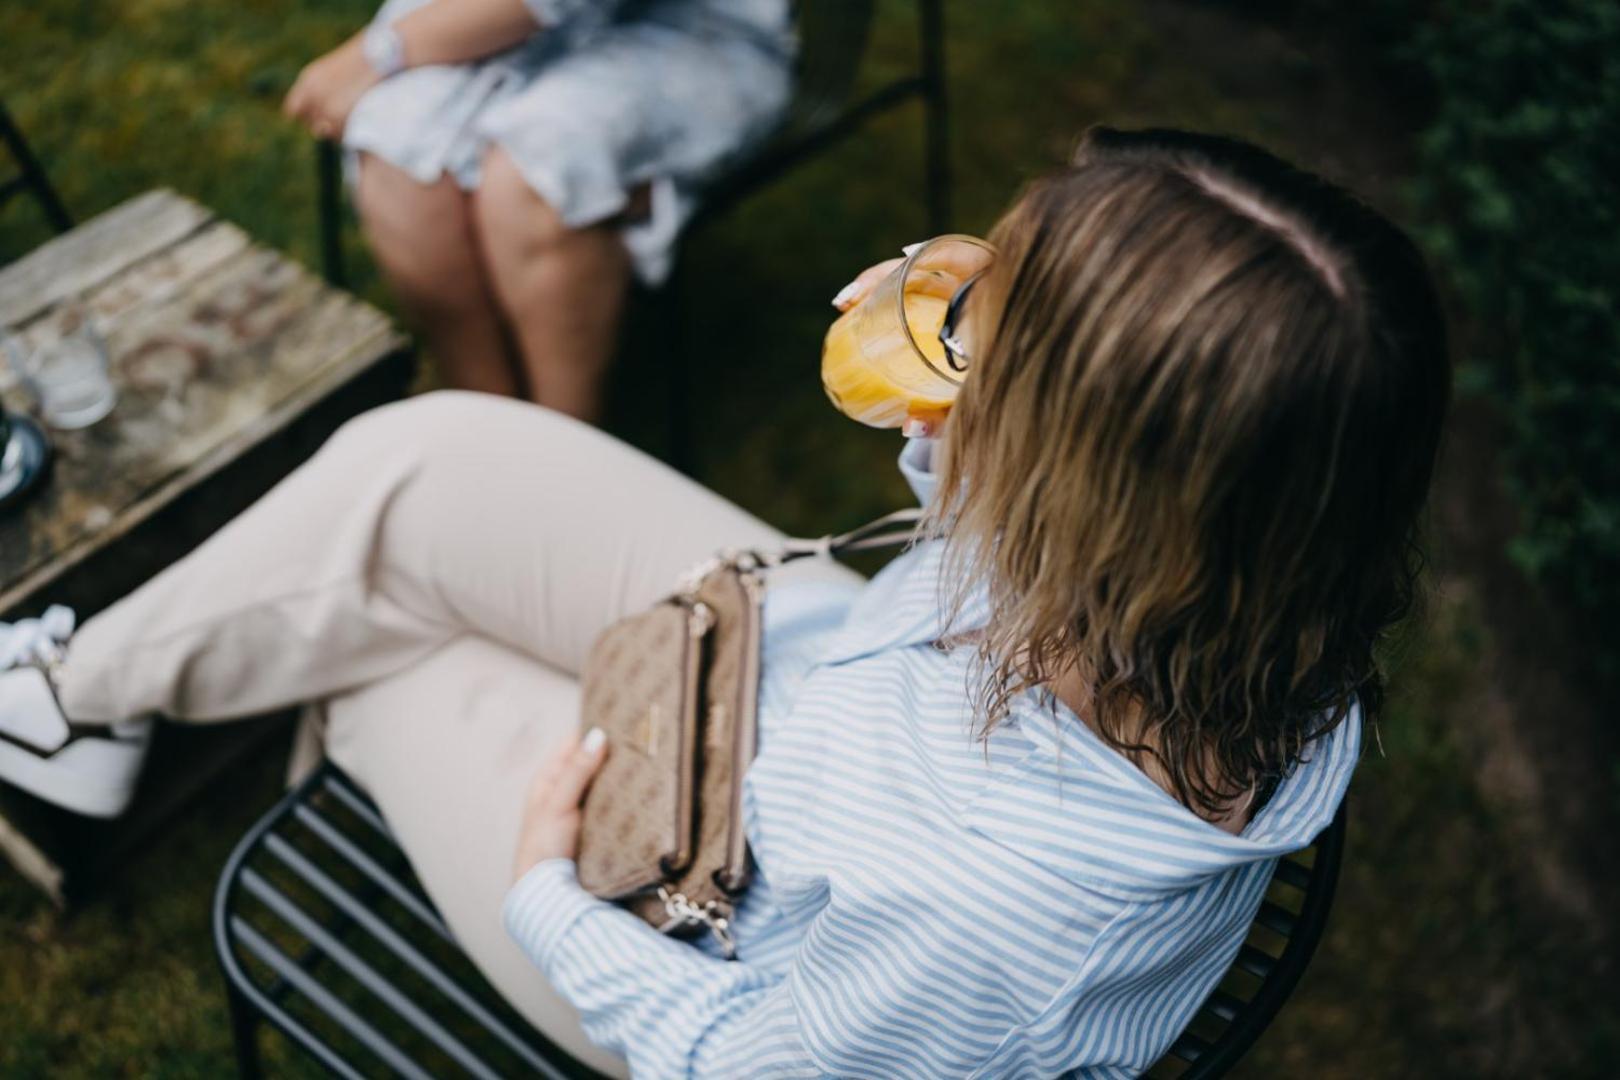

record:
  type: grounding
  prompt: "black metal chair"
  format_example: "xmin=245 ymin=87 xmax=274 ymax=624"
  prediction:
xmin=0 ymin=100 xmax=74 ymax=260
xmin=214 ymin=760 xmax=1346 ymax=1079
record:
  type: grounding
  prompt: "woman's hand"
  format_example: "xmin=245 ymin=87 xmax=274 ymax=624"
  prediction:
xmin=830 ymin=243 xmax=955 ymax=439
xmin=829 ymin=252 xmax=910 ymax=314
xmin=511 ymin=727 xmax=608 ymax=884
xmin=283 ymin=34 xmax=382 ymax=141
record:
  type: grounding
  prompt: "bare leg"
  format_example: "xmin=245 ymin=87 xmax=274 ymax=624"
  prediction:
xmin=355 ymin=153 xmax=523 ymax=397
xmin=472 ymin=146 xmax=632 ymax=422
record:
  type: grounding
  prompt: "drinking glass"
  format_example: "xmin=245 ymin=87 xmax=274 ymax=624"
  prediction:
xmin=821 ymin=234 xmax=995 ymax=429
xmin=1 ymin=308 xmax=118 ymax=430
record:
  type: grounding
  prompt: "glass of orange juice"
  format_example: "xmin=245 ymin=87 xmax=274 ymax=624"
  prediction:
xmin=822 ymin=235 xmax=995 ymax=429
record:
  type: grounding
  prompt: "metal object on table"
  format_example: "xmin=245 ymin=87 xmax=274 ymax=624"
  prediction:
xmin=216 ymin=759 xmax=1346 ymax=1080
xmin=0 ymin=395 xmax=51 ymax=514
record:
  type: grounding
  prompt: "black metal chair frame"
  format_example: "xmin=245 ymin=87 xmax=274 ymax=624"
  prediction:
xmin=214 ymin=759 xmax=1346 ymax=1079
xmin=215 ymin=762 xmax=588 ymax=1080
xmin=1168 ymin=799 xmax=1347 ymax=1077
xmin=0 ymin=99 xmax=74 ymax=254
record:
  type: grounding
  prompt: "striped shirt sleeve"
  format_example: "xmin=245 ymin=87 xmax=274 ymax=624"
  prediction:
xmin=504 ymin=859 xmax=793 ymax=1078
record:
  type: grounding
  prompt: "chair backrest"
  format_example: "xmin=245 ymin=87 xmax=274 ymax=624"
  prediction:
xmin=220 ymin=763 xmax=1345 ymax=1079
xmin=788 ymin=0 xmax=879 ymax=131
xmin=1149 ymin=802 xmax=1349 ymax=1078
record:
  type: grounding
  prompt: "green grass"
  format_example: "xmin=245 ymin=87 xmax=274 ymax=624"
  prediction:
xmin=2 ymin=1 xmax=1615 ymax=1075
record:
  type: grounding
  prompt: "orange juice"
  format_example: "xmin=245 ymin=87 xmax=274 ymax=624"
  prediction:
xmin=821 ymin=291 xmax=961 ymax=429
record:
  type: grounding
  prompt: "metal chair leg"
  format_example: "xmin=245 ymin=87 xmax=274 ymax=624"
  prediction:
xmin=661 ymin=261 xmax=696 ymax=476
xmin=316 ymin=139 xmax=347 ymax=289
xmin=918 ymin=0 xmax=951 ymax=235
xmin=0 ymin=101 xmax=73 ymax=234
xmin=226 ymin=982 xmax=265 ymax=1080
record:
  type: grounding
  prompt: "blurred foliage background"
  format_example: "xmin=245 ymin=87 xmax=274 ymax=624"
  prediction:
xmin=2 ymin=0 xmax=1617 ymax=1075
xmin=1409 ymin=0 xmax=1620 ymax=684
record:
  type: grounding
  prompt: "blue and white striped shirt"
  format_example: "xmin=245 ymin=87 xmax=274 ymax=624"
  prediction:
xmin=505 ymin=439 xmax=1360 ymax=1078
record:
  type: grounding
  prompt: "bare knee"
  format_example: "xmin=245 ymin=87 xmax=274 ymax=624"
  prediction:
xmin=355 ymin=154 xmax=466 ymax=243
xmin=472 ymin=147 xmax=573 ymax=262
xmin=355 ymin=154 xmax=478 ymax=297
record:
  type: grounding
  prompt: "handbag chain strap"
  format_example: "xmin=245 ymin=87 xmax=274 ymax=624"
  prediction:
xmin=677 ymin=508 xmax=928 ymax=596
xmin=771 ymin=507 xmax=928 ymax=565
xmin=658 ymin=886 xmax=738 ymax=959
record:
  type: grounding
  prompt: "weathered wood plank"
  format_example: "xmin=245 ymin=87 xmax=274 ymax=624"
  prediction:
xmin=0 ymin=188 xmax=412 ymax=904
xmin=0 ymin=189 xmax=214 ymax=328
xmin=0 ymin=219 xmax=253 ymax=395
xmin=0 ymin=243 xmax=402 ymax=612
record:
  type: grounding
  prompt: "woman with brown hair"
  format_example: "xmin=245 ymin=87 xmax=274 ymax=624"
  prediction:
xmin=0 ymin=127 xmax=1447 ymax=1076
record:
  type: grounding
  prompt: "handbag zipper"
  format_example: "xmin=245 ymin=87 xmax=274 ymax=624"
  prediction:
xmin=716 ymin=565 xmax=764 ymax=895
xmin=664 ymin=598 xmax=713 ymax=876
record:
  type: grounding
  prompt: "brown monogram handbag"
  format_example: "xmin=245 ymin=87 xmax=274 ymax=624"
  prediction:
xmin=575 ymin=510 xmax=922 ymax=957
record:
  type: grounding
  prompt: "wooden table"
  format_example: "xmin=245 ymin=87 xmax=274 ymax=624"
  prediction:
xmin=0 ymin=189 xmax=411 ymax=903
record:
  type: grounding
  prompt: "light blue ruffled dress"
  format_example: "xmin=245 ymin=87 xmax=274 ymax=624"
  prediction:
xmin=343 ymin=0 xmax=795 ymax=284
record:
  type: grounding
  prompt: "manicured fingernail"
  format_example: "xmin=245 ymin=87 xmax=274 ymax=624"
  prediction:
xmin=831 ymin=281 xmax=859 ymax=309
xmin=581 ymin=727 xmax=606 ymax=754
xmin=902 ymin=242 xmax=924 ymax=256
xmin=902 ymin=417 xmax=930 ymax=438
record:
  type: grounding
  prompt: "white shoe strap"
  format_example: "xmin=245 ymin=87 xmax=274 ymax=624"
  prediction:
xmin=0 ymin=604 xmax=77 ymax=670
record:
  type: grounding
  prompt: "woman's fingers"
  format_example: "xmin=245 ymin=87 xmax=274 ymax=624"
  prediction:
xmin=832 ymin=240 xmax=992 ymax=312
xmin=902 ymin=408 xmax=949 ymax=439
xmin=832 ymin=257 xmax=905 ymax=311
xmin=541 ymin=727 xmax=609 ymax=812
xmin=281 ymin=48 xmax=363 ymax=139
xmin=283 ymin=75 xmax=307 ymax=119
xmin=283 ymin=75 xmax=327 ymax=137
xmin=511 ymin=729 xmax=607 ymax=879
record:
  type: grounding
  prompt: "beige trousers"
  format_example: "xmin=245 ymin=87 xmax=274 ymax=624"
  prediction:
xmin=57 ymin=391 xmax=861 ymax=1077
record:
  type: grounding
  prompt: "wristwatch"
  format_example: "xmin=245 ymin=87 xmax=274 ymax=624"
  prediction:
xmin=361 ymin=22 xmax=407 ymax=78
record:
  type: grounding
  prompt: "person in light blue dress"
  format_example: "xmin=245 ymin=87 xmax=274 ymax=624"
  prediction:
xmin=284 ymin=0 xmax=794 ymax=418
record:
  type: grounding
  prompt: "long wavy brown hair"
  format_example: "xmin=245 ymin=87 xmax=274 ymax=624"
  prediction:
xmin=930 ymin=127 xmax=1451 ymax=818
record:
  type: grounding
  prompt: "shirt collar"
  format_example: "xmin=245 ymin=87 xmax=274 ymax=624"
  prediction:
xmin=1002 ymin=692 xmax=1362 ymax=892
xmin=897 ymin=435 xmax=941 ymax=507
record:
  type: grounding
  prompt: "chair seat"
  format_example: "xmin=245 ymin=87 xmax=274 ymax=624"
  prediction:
xmin=213 ymin=760 xmax=606 ymax=1080
xmin=214 ymin=759 xmax=1345 ymax=1079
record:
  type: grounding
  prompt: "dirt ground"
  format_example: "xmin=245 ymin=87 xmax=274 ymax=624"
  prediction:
xmin=1131 ymin=3 xmax=1618 ymax=1074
